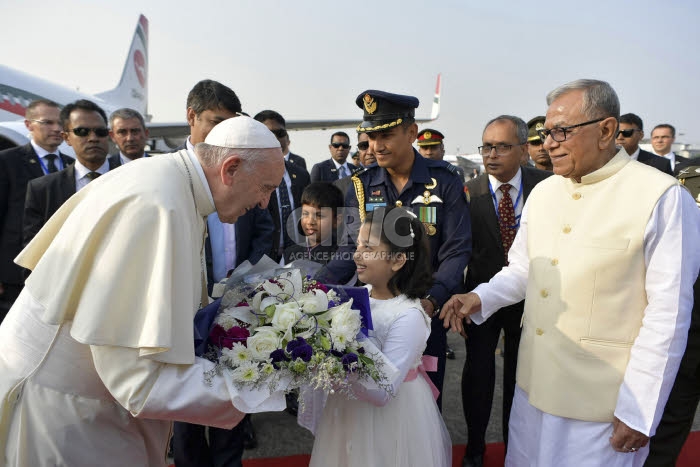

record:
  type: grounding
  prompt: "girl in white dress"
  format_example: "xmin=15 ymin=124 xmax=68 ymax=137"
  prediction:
xmin=309 ymin=208 xmax=452 ymax=467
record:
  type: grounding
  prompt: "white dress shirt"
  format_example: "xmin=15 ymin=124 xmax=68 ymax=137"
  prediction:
xmin=74 ymin=159 xmax=110 ymax=191
xmin=30 ymin=140 xmax=66 ymax=173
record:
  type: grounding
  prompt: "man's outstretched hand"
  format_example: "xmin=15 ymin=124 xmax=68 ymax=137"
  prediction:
xmin=439 ymin=292 xmax=482 ymax=335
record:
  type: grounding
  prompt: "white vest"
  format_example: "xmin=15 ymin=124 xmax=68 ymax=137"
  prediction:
xmin=518 ymin=150 xmax=676 ymax=422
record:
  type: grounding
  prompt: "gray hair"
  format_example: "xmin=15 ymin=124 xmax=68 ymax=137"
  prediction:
xmin=195 ymin=143 xmax=270 ymax=169
xmin=109 ymin=108 xmax=146 ymax=129
xmin=483 ymin=115 xmax=528 ymax=144
xmin=546 ymin=79 xmax=620 ymax=120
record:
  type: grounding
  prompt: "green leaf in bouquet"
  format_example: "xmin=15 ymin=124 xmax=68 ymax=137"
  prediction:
xmin=319 ymin=335 xmax=331 ymax=351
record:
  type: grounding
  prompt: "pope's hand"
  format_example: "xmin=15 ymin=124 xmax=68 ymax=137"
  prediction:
xmin=439 ymin=293 xmax=481 ymax=335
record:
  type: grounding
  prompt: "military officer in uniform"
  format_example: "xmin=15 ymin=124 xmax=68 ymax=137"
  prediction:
xmin=417 ymin=128 xmax=466 ymax=184
xmin=526 ymin=116 xmax=553 ymax=171
xmin=318 ymin=90 xmax=472 ymax=409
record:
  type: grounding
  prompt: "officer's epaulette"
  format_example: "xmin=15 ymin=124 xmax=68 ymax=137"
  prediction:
xmin=424 ymin=157 xmax=458 ymax=174
xmin=351 ymin=166 xmax=370 ymax=178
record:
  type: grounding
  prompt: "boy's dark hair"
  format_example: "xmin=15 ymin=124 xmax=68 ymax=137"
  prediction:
xmin=363 ymin=207 xmax=432 ymax=299
xmin=301 ymin=182 xmax=344 ymax=215
xmin=186 ymin=79 xmax=242 ymax=116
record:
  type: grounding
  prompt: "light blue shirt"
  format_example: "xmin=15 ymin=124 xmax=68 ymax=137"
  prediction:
xmin=207 ymin=212 xmax=237 ymax=282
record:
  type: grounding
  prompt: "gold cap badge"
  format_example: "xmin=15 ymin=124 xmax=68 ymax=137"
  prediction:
xmin=363 ymin=94 xmax=377 ymax=114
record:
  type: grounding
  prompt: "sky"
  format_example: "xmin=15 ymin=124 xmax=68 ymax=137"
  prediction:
xmin=2 ymin=0 xmax=699 ymax=167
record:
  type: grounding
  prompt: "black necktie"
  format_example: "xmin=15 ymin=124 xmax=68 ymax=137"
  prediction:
xmin=278 ymin=177 xmax=294 ymax=249
xmin=85 ymin=172 xmax=101 ymax=182
xmin=45 ymin=154 xmax=58 ymax=173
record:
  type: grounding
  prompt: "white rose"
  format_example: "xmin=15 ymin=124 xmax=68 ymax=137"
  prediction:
xmin=271 ymin=302 xmax=302 ymax=333
xmin=298 ymin=290 xmax=329 ymax=315
xmin=330 ymin=302 xmax=361 ymax=336
xmin=246 ymin=328 xmax=282 ymax=361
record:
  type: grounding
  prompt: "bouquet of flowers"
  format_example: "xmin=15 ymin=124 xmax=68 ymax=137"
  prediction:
xmin=198 ymin=259 xmax=390 ymax=400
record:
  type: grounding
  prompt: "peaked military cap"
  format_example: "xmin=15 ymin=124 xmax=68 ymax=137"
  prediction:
xmin=416 ymin=128 xmax=444 ymax=146
xmin=527 ymin=116 xmax=546 ymax=142
xmin=355 ymin=90 xmax=419 ymax=133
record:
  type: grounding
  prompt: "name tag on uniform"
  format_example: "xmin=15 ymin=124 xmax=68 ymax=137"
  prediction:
xmin=365 ymin=202 xmax=386 ymax=212
xmin=366 ymin=195 xmax=386 ymax=212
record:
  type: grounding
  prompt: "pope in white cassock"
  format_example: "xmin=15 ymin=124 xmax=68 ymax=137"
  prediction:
xmin=0 ymin=116 xmax=285 ymax=466
xmin=441 ymin=79 xmax=700 ymax=467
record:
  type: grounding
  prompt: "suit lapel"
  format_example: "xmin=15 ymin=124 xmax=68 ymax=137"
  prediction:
xmin=59 ymin=165 xmax=77 ymax=202
xmin=474 ymin=175 xmax=501 ymax=246
xmin=22 ymin=144 xmax=45 ymax=178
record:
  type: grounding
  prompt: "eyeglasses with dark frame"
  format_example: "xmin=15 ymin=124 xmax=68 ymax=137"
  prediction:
xmin=537 ymin=118 xmax=606 ymax=143
xmin=65 ymin=127 xmax=110 ymax=138
xmin=478 ymin=143 xmax=525 ymax=157
xmin=331 ymin=142 xmax=350 ymax=149
xmin=616 ymin=128 xmax=641 ymax=138
xmin=357 ymin=141 xmax=369 ymax=151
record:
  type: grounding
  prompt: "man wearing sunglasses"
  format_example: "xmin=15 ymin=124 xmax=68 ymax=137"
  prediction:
xmin=442 ymin=79 xmax=699 ymax=466
xmin=310 ymin=131 xmax=358 ymax=182
xmin=23 ymin=99 xmax=119 ymax=246
xmin=356 ymin=132 xmax=375 ymax=167
xmin=616 ymin=113 xmax=672 ymax=175
xmin=0 ymin=99 xmax=74 ymax=321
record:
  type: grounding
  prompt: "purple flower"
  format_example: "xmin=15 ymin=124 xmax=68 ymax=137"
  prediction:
xmin=341 ymin=353 xmax=359 ymax=372
xmin=270 ymin=349 xmax=289 ymax=369
xmin=291 ymin=343 xmax=314 ymax=362
xmin=356 ymin=347 xmax=365 ymax=354
xmin=328 ymin=301 xmax=336 ymax=308
xmin=286 ymin=336 xmax=308 ymax=352
xmin=330 ymin=349 xmax=344 ymax=358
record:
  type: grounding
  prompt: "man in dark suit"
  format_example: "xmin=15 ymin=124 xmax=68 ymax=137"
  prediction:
xmin=254 ymin=110 xmax=311 ymax=262
xmin=173 ymin=79 xmax=273 ymax=467
xmin=23 ymin=100 xmax=116 ymax=247
xmin=645 ymin=277 xmax=699 ymax=466
xmin=310 ymin=131 xmax=357 ymax=182
xmin=651 ymin=123 xmax=688 ymax=174
xmin=616 ymin=114 xmax=672 ymax=175
xmin=0 ymin=99 xmax=74 ymax=319
xmin=461 ymin=115 xmax=551 ymax=467
xmin=108 ymin=108 xmax=150 ymax=165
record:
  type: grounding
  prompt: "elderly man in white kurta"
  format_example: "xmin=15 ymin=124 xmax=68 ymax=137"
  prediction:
xmin=0 ymin=116 xmax=285 ymax=466
xmin=440 ymin=79 xmax=700 ymax=467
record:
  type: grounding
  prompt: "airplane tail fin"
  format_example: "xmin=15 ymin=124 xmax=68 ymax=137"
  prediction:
xmin=96 ymin=15 xmax=149 ymax=120
xmin=430 ymin=73 xmax=441 ymax=120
